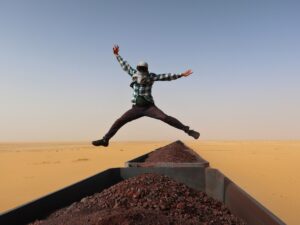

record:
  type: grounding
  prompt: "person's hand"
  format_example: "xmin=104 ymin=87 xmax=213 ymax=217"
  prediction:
xmin=113 ymin=44 xmax=119 ymax=55
xmin=181 ymin=69 xmax=193 ymax=77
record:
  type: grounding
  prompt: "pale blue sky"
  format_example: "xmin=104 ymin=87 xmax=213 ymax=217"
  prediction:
xmin=0 ymin=0 xmax=299 ymax=141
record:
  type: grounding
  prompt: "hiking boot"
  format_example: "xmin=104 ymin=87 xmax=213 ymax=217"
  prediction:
xmin=187 ymin=130 xmax=200 ymax=139
xmin=92 ymin=138 xmax=109 ymax=147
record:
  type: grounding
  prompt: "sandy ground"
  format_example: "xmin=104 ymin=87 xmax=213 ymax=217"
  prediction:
xmin=0 ymin=140 xmax=299 ymax=224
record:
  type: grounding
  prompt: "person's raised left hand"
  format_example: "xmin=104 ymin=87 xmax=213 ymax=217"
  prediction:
xmin=181 ymin=69 xmax=193 ymax=77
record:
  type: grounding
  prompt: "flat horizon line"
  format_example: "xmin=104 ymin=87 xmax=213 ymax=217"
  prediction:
xmin=0 ymin=139 xmax=300 ymax=144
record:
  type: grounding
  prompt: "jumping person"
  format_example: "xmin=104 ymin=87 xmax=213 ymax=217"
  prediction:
xmin=92 ymin=45 xmax=200 ymax=147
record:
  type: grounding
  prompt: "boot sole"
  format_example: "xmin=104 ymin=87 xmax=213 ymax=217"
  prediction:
xmin=92 ymin=141 xmax=109 ymax=147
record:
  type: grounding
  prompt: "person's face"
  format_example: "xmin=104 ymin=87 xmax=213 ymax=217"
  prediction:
xmin=137 ymin=66 xmax=148 ymax=73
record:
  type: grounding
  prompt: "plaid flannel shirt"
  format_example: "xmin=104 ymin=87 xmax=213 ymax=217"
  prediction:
xmin=116 ymin=55 xmax=183 ymax=105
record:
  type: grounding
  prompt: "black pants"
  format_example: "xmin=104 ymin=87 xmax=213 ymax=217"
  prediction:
xmin=103 ymin=103 xmax=189 ymax=140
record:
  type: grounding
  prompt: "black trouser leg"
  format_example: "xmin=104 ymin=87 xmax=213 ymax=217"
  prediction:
xmin=103 ymin=106 xmax=144 ymax=140
xmin=144 ymin=105 xmax=189 ymax=132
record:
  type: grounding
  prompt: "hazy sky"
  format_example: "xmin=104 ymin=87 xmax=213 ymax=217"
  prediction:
xmin=0 ymin=0 xmax=299 ymax=141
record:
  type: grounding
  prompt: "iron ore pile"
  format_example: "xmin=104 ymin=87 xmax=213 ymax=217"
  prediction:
xmin=30 ymin=173 xmax=245 ymax=225
xmin=139 ymin=140 xmax=201 ymax=167
xmin=29 ymin=141 xmax=246 ymax=225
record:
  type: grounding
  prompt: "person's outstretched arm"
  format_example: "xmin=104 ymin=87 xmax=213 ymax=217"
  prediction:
xmin=113 ymin=44 xmax=137 ymax=76
xmin=150 ymin=69 xmax=193 ymax=81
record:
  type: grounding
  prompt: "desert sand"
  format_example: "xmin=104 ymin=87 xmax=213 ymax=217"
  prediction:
xmin=0 ymin=140 xmax=299 ymax=224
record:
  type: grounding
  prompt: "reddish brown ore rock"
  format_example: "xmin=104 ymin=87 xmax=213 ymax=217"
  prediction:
xmin=29 ymin=173 xmax=246 ymax=225
xmin=137 ymin=141 xmax=202 ymax=167
xmin=31 ymin=208 xmax=171 ymax=225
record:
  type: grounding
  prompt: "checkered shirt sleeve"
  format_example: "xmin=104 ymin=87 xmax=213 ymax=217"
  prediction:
xmin=150 ymin=73 xmax=183 ymax=81
xmin=116 ymin=55 xmax=137 ymax=76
